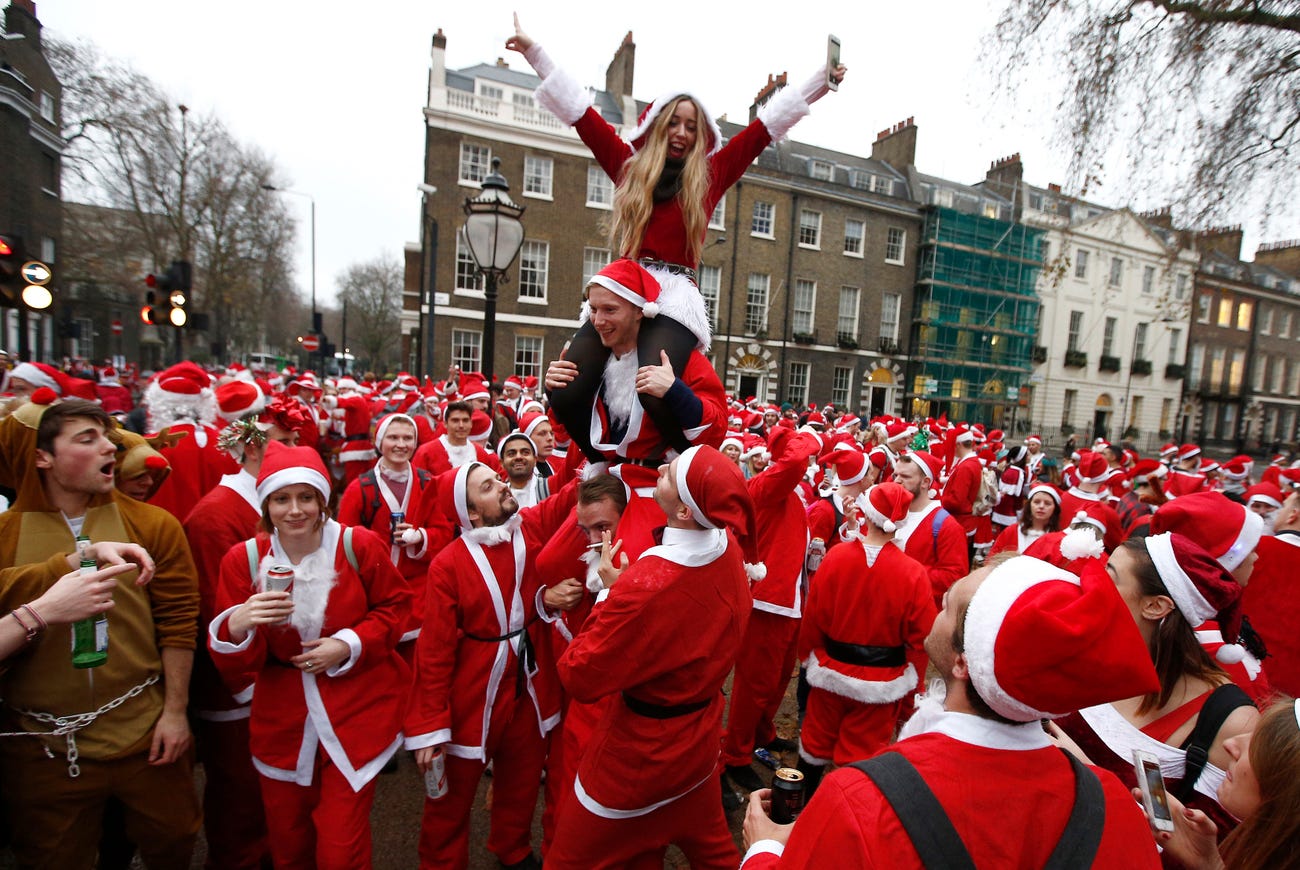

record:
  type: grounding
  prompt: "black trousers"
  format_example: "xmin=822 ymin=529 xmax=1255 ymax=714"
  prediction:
xmin=548 ymin=316 xmax=699 ymax=463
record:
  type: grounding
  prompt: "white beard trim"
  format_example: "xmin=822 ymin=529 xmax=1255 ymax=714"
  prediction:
xmin=898 ymin=678 xmax=949 ymax=741
xmin=601 ymin=351 xmax=639 ymax=431
xmin=581 ymin=549 xmax=603 ymax=594
xmin=260 ymin=549 xmax=336 ymax=640
xmin=461 ymin=512 xmax=523 ymax=547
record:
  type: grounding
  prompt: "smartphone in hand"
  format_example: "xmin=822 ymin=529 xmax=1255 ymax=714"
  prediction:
xmin=826 ymin=35 xmax=841 ymax=92
xmin=1133 ymin=750 xmax=1175 ymax=833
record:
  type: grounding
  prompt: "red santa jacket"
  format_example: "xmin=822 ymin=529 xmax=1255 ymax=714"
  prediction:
xmin=557 ymin=526 xmax=751 ymax=816
xmin=1243 ymin=534 xmax=1300 ymax=697
xmin=149 ymin=422 xmax=227 ymax=522
xmin=748 ymin=431 xmax=821 ymax=618
xmin=799 ymin=542 xmax=935 ymax=705
xmin=990 ymin=465 xmax=1026 ymax=527
xmin=336 ymin=463 xmax=454 ymax=640
xmin=328 ymin=394 xmax=375 ymax=466
xmin=940 ymin=453 xmax=981 ymax=535
xmin=741 ymin=717 xmax=1159 ymax=869
xmin=895 ymin=501 xmax=970 ymax=609
xmin=588 ymin=350 xmax=727 ymax=462
xmin=412 ymin=434 xmax=501 ymax=477
xmin=404 ymin=481 xmax=579 ymax=760
xmin=208 ymin=522 xmax=411 ymax=791
xmin=184 ymin=471 xmax=261 ymax=716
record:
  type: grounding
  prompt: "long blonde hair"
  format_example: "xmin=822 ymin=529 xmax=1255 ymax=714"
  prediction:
xmin=1219 ymin=699 xmax=1300 ymax=870
xmin=609 ymin=96 xmax=711 ymax=266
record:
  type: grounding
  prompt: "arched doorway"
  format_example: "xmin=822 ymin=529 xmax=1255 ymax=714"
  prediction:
xmin=729 ymin=343 xmax=778 ymax=404
xmin=1094 ymin=393 xmax=1114 ymax=442
xmin=860 ymin=362 xmax=903 ymax=418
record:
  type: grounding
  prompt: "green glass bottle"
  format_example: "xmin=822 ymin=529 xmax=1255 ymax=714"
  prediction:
xmin=71 ymin=535 xmax=107 ymax=669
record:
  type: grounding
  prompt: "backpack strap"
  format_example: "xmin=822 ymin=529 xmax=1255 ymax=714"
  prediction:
xmin=416 ymin=468 xmax=433 ymax=487
xmin=1174 ymin=682 xmax=1254 ymax=802
xmin=245 ymin=538 xmax=259 ymax=586
xmin=930 ymin=508 xmax=951 ymax=562
xmin=342 ymin=526 xmax=358 ymax=572
xmin=850 ymin=753 xmax=977 ymax=870
xmin=1043 ymin=751 xmax=1106 ymax=870
xmin=358 ymin=469 xmax=380 ymax=528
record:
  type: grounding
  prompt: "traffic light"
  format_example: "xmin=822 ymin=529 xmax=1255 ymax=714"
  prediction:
xmin=0 ymin=235 xmax=20 ymax=305
xmin=144 ymin=260 xmax=193 ymax=326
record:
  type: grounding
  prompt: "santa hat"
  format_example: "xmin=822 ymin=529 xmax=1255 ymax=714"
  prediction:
xmin=287 ymin=371 xmax=321 ymax=395
xmin=145 ymin=361 xmax=216 ymax=430
xmin=497 ymin=429 xmax=536 ymax=458
xmin=391 ymin=374 xmax=417 ymax=393
xmin=1076 ymin=451 xmax=1112 ymax=484
xmin=459 ymin=374 xmax=490 ymax=403
xmin=765 ymin=426 xmax=792 ymax=462
xmin=987 ymin=429 xmax=1005 ymax=444
xmin=963 ymin=556 xmax=1160 ymax=722
xmin=335 ymin=376 xmax=361 ymax=395
xmin=857 ymin=482 xmax=912 ymax=534
xmin=1159 ymin=442 xmax=1179 ymax=459
xmin=1129 ymin=459 xmax=1168 ymax=486
xmin=1151 ymin=491 xmax=1263 ymax=572
xmin=1221 ymin=455 xmax=1253 ymax=482
xmin=721 ymin=431 xmax=745 ymax=454
xmin=468 ymin=410 xmax=493 ymax=443
xmin=835 ymin=412 xmax=861 ymax=433
xmin=1280 ymin=468 xmax=1300 ymax=491
xmin=1025 ymin=434 xmax=1042 ymax=446
xmin=503 ymin=374 xmax=525 ymax=393
xmin=520 ymin=410 xmax=549 ymax=442
xmin=742 ymin=432 xmax=770 ymax=462
xmin=1023 ymin=528 xmax=1103 ymax=575
xmin=1145 ymin=532 xmax=1246 ymax=663
xmin=885 ymin=420 xmax=917 ymax=443
xmin=1177 ymin=443 xmax=1202 ymax=462
xmin=62 ymin=376 xmax=98 ymax=402
xmin=953 ymin=425 xmax=975 ymax=445
xmin=255 ymin=441 xmax=331 ymax=505
xmin=1200 ymin=457 xmax=1221 ymax=474
xmin=819 ymin=446 xmax=868 ymax=486
xmin=674 ymin=445 xmax=764 ymax=579
xmin=1027 ymin=483 xmax=1061 ymax=504
xmin=98 ymin=366 xmax=121 ymax=386
xmin=518 ymin=399 xmax=545 ymax=418
xmin=1244 ymin=481 xmax=1284 ymax=510
xmin=588 ymin=259 xmax=662 ymax=318
xmin=623 ymin=91 xmax=724 ymax=156
xmin=804 ymin=411 xmax=826 ymax=430
xmin=215 ymin=380 xmax=266 ymax=423
xmin=374 ymin=413 xmax=417 ymax=448
xmin=903 ymin=450 xmax=941 ymax=485
xmin=8 ymin=361 xmax=64 ymax=395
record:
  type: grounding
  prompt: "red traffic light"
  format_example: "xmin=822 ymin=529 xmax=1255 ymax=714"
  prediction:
xmin=0 ymin=239 xmax=13 ymax=258
xmin=145 ymin=273 xmax=157 ymax=288
xmin=141 ymin=305 xmax=159 ymax=325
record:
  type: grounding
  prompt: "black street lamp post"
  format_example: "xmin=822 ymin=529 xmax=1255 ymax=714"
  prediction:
xmin=461 ymin=158 xmax=525 ymax=384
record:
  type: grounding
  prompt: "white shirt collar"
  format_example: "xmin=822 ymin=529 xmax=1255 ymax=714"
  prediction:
xmin=927 ymin=709 xmax=1053 ymax=751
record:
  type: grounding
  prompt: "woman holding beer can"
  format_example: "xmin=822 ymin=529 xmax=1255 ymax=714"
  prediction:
xmin=208 ymin=441 xmax=411 ymax=870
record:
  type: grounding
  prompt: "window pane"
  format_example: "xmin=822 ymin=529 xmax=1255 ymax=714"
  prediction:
xmin=745 ymin=274 xmax=769 ymax=333
xmin=456 ymin=234 xmax=483 ymax=292
xmin=452 ymin=329 xmax=482 ymax=371
xmin=788 ymin=362 xmax=810 ymax=407
xmin=844 ymin=219 xmax=864 ymax=255
xmin=880 ymin=292 xmax=900 ymax=341
xmin=831 ymin=366 xmax=852 ymax=407
xmin=459 ymin=143 xmax=491 ymax=184
xmin=699 ymin=265 xmax=721 ymax=329
xmin=518 ymin=241 xmax=549 ymax=300
xmin=586 ymin=165 xmax=613 ymax=206
xmin=752 ymin=202 xmax=774 ymax=236
xmin=793 ymin=280 xmax=816 ymax=334
xmin=838 ymin=286 xmax=860 ymax=337
xmin=514 ymin=335 xmax=544 ymax=379
xmin=523 ymin=155 xmax=553 ymax=197
xmin=885 ymin=227 xmax=905 ymax=264
xmin=798 ymin=211 xmax=821 ymax=247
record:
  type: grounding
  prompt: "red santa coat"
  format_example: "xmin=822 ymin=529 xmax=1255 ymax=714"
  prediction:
xmin=748 ymin=431 xmax=821 ymax=617
xmin=412 ymin=433 xmax=501 ymax=477
xmin=404 ymin=482 xmax=578 ymax=759
xmin=805 ymin=495 xmax=845 ymax=554
xmin=990 ymin=465 xmax=1026 ymax=527
xmin=1059 ymin=488 xmax=1124 ymax=552
xmin=208 ymin=522 xmax=411 ymax=792
xmin=741 ymin=716 xmax=1159 ymax=869
xmin=1243 ymin=534 xmax=1300 ymax=696
xmin=940 ymin=453 xmax=982 ymax=537
xmin=895 ymin=501 xmax=969 ymax=608
xmin=588 ymin=351 xmax=727 ymax=461
xmin=329 ymin=394 xmax=375 ymax=465
xmin=149 ymin=422 xmax=227 ymax=521
xmin=557 ymin=526 xmax=751 ymax=816
xmin=336 ymin=465 xmax=453 ymax=640
xmin=799 ymin=542 xmax=934 ymax=708
xmin=184 ymin=471 xmax=262 ymax=716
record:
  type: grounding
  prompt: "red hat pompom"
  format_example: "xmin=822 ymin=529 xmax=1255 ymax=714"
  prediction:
xmin=30 ymin=387 xmax=57 ymax=405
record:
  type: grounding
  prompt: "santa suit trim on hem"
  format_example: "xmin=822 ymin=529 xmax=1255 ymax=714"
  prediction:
xmin=573 ymin=765 xmax=716 ymax=820
xmin=804 ymin=654 xmax=917 ymax=704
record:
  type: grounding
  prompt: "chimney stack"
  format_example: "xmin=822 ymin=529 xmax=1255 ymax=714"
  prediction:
xmin=605 ymin=31 xmax=635 ymax=98
xmin=1196 ymin=225 xmax=1245 ymax=260
xmin=748 ymin=72 xmax=788 ymax=123
xmin=1254 ymin=239 xmax=1300 ymax=276
xmin=870 ymin=117 xmax=917 ymax=171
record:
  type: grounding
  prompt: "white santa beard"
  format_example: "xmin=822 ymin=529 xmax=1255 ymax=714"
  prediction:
xmin=601 ymin=351 xmax=639 ymax=430
xmin=581 ymin=549 xmax=603 ymax=594
xmin=443 ymin=438 xmax=476 ymax=468
xmin=898 ymin=679 xmax=949 ymax=741
xmin=260 ymin=549 xmax=337 ymax=639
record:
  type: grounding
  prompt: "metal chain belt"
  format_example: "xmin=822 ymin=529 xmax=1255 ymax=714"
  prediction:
xmin=0 ymin=674 xmax=160 ymax=777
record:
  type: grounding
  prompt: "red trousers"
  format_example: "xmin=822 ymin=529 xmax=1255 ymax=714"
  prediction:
xmin=417 ymin=697 xmax=546 ymax=869
xmin=800 ymin=687 xmax=903 ymax=767
xmin=258 ymin=752 xmax=378 ymax=870
xmin=721 ymin=609 xmax=800 ymax=768
xmin=195 ymin=716 xmax=269 ymax=870
xmin=540 ymin=693 xmax=610 ymax=857
xmin=547 ymin=772 xmax=739 ymax=870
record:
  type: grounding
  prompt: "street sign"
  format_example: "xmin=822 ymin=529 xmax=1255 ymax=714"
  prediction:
xmin=21 ymin=261 xmax=51 ymax=286
xmin=111 ymin=319 xmax=123 ymax=336
xmin=301 ymin=334 xmax=321 ymax=352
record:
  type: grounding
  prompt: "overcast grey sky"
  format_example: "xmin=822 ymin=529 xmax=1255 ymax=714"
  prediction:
xmin=36 ymin=1 xmax=1101 ymax=305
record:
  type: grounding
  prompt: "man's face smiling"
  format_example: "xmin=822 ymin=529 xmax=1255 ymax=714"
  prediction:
xmin=587 ymin=285 xmax=642 ymax=356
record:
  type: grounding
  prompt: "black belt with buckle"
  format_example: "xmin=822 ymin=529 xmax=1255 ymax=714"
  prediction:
xmin=622 ymin=692 xmax=711 ymax=719
xmin=824 ymin=640 xmax=906 ymax=668
xmin=612 ymin=455 xmax=664 ymax=469
xmin=637 ymin=258 xmax=698 ymax=283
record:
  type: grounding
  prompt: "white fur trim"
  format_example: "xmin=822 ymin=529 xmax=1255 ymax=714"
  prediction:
xmin=1216 ymin=644 xmax=1247 ymax=666
xmin=641 ymin=301 xmax=659 ymax=318
xmin=579 ymin=268 xmax=712 ymax=351
xmin=963 ymin=556 xmax=1082 ymax=722
xmin=257 ymin=467 xmax=331 ymax=505
xmin=804 ymin=653 xmax=916 ymax=704
xmin=325 ymin=628 xmax=362 ymax=677
xmin=622 ymin=90 xmax=724 ymax=157
xmin=534 ymin=66 xmax=591 ymax=126
xmin=745 ymin=562 xmax=767 ymax=581
xmin=1059 ymin=526 xmax=1104 ymax=561
xmin=1221 ymin=509 xmax=1263 ymax=571
xmin=145 ymin=380 xmax=217 ymax=431
xmin=796 ymin=741 xmax=831 ymax=766
xmin=338 ymin=447 xmax=374 ymax=464
xmin=574 ymin=766 xmax=716 ymax=819
xmin=403 ymin=728 xmax=451 ymax=752
xmin=675 ymin=446 xmax=713 ymax=528
xmin=742 ymin=841 xmax=786 ymax=864
xmin=9 ymin=362 xmax=59 ymax=393
xmin=756 ymin=80 xmax=811 ymax=144
xmin=1146 ymin=533 xmax=1216 ymax=624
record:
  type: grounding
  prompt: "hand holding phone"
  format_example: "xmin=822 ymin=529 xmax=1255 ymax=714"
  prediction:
xmin=826 ymin=35 xmax=841 ymax=92
xmin=1133 ymin=750 xmax=1175 ymax=833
